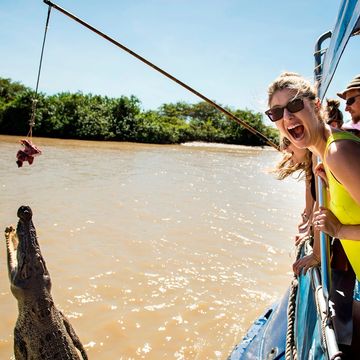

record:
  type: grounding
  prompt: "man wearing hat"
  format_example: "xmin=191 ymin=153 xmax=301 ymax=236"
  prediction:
xmin=337 ymin=74 xmax=360 ymax=133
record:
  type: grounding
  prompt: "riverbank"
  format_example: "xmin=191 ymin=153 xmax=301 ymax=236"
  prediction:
xmin=0 ymin=77 xmax=279 ymax=147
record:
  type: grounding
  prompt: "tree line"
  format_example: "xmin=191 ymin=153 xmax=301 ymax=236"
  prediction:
xmin=0 ymin=77 xmax=278 ymax=146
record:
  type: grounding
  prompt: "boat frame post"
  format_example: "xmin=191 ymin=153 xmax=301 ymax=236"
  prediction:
xmin=312 ymin=268 xmax=342 ymax=360
xmin=313 ymin=32 xmax=334 ymax=308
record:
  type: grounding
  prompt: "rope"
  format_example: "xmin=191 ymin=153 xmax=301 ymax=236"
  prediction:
xmin=285 ymin=276 xmax=298 ymax=360
xmin=27 ymin=5 xmax=52 ymax=138
xmin=313 ymin=279 xmax=330 ymax=357
xmin=315 ymin=280 xmax=337 ymax=360
xmin=42 ymin=0 xmax=279 ymax=150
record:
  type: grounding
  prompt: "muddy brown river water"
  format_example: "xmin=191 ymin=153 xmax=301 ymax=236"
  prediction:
xmin=0 ymin=135 xmax=303 ymax=359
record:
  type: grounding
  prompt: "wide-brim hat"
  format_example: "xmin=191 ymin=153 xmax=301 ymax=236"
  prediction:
xmin=337 ymin=74 xmax=360 ymax=99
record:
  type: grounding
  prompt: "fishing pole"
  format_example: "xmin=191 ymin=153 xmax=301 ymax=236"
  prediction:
xmin=42 ymin=0 xmax=279 ymax=150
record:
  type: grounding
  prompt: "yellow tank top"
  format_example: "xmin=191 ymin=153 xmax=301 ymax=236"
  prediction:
xmin=324 ymin=131 xmax=360 ymax=280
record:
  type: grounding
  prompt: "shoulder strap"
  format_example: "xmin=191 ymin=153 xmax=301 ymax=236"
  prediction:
xmin=325 ymin=130 xmax=360 ymax=156
xmin=326 ymin=130 xmax=360 ymax=146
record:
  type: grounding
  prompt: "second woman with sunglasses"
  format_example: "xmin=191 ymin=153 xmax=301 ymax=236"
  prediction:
xmin=266 ymin=72 xmax=360 ymax=355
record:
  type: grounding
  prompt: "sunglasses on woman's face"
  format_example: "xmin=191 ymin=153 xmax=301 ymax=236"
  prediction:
xmin=346 ymin=94 xmax=360 ymax=106
xmin=265 ymin=98 xmax=305 ymax=122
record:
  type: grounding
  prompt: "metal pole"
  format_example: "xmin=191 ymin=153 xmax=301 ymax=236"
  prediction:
xmin=316 ymin=169 xmax=331 ymax=302
xmin=313 ymin=31 xmax=340 ymax=360
xmin=314 ymin=31 xmax=332 ymax=84
xmin=314 ymin=33 xmax=333 ymax=305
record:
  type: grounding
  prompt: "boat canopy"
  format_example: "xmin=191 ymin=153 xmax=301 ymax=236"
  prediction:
xmin=316 ymin=0 xmax=360 ymax=99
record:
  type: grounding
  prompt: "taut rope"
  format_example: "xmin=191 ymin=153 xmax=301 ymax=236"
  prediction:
xmin=28 ymin=5 xmax=52 ymax=138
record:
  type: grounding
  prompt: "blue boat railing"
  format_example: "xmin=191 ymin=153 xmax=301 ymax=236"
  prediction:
xmin=316 ymin=161 xmax=332 ymax=307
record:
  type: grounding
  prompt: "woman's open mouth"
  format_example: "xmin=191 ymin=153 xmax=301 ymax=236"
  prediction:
xmin=287 ymin=124 xmax=305 ymax=141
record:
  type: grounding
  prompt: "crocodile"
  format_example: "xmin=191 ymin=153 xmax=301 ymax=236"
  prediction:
xmin=5 ymin=205 xmax=88 ymax=359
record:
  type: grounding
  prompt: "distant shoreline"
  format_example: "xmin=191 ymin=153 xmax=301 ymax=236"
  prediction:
xmin=0 ymin=134 xmax=274 ymax=150
xmin=181 ymin=141 xmax=276 ymax=151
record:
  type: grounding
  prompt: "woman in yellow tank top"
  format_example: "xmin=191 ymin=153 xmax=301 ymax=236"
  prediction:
xmin=265 ymin=72 xmax=360 ymax=353
xmin=314 ymin=132 xmax=360 ymax=281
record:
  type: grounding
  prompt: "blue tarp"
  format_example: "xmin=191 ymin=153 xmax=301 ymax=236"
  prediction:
xmin=295 ymin=273 xmax=326 ymax=360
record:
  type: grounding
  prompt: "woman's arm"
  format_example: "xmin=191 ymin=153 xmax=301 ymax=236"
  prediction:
xmin=292 ymin=229 xmax=320 ymax=276
xmin=326 ymin=140 xmax=360 ymax=205
xmin=303 ymin=181 xmax=315 ymax=221
xmin=314 ymin=206 xmax=360 ymax=240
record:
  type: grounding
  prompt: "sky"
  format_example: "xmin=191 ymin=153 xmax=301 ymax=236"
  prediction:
xmin=0 ymin=0 xmax=359 ymax=124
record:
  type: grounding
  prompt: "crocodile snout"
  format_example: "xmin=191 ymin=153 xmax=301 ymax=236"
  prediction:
xmin=17 ymin=206 xmax=33 ymax=221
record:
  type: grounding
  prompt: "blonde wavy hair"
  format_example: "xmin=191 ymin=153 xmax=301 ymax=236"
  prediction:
xmin=267 ymin=72 xmax=317 ymax=106
xmin=274 ymin=137 xmax=313 ymax=182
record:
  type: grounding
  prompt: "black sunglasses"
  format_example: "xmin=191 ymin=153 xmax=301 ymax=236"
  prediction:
xmin=265 ymin=98 xmax=304 ymax=122
xmin=346 ymin=94 xmax=360 ymax=106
